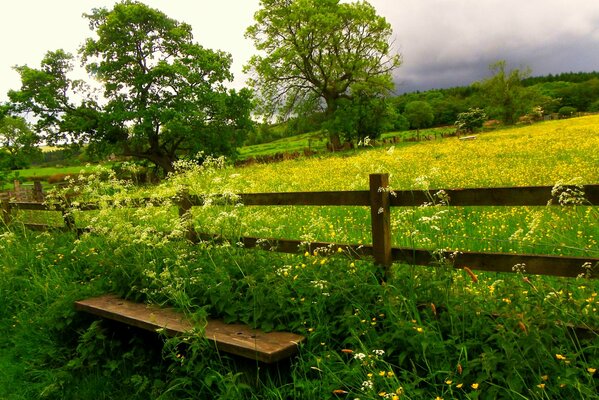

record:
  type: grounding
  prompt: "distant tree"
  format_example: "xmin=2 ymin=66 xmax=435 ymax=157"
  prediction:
xmin=9 ymin=1 xmax=253 ymax=174
xmin=0 ymin=116 xmax=40 ymax=170
xmin=558 ymin=106 xmax=577 ymax=118
xmin=403 ymin=101 xmax=434 ymax=139
xmin=477 ymin=61 xmax=546 ymax=125
xmin=455 ymin=108 xmax=487 ymax=134
xmin=393 ymin=114 xmax=410 ymax=131
xmin=588 ymin=99 xmax=599 ymax=112
xmin=245 ymin=0 xmax=401 ymax=127
xmin=323 ymin=92 xmax=396 ymax=143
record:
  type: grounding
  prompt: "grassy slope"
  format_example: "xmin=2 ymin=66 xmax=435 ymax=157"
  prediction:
xmin=205 ymin=115 xmax=599 ymax=193
xmin=238 ymin=126 xmax=453 ymax=159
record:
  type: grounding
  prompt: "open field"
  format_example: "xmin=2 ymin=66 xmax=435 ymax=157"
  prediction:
xmin=1 ymin=116 xmax=598 ymax=399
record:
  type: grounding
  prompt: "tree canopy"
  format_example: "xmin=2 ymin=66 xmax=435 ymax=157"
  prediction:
xmin=403 ymin=101 xmax=434 ymax=137
xmin=0 ymin=116 xmax=40 ymax=170
xmin=9 ymin=1 xmax=253 ymax=174
xmin=476 ymin=61 xmax=546 ymax=125
xmin=245 ymin=0 xmax=401 ymax=121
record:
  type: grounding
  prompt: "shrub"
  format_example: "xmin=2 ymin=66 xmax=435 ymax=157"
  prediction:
xmin=558 ymin=106 xmax=577 ymax=118
xmin=455 ymin=107 xmax=487 ymax=133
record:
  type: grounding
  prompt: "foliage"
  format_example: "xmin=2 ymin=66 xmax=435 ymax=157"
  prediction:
xmin=477 ymin=61 xmax=547 ymax=125
xmin=403 ymin=101 xmax=434 ymax=138
xmin=522 ymin=70 xmax=599 ymax=86
xmin=455 ymin=107 xmax=487 ymax=134
xmin=8 ymin=49 xmax=97 ymax=146
xmin=9 ymin=1 xmax=253 ymax=174
xmin=392 ymin=113 xmax=410 ymax=132
xmin=558 ymin=106 xmax=577 ymax=118
xmin=0 ymin=115 xmax=41 ymax=170
xmin=322 ymin=93 xmax=397 ymax=142
xmin=244 ymin=0 xmax=401 ymax=120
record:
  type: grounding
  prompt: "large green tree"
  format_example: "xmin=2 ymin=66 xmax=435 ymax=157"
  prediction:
xmin=9 ymin=1 xmax=253 ymax=174
xmin=245 ymin=0 xmax=401 ymax=121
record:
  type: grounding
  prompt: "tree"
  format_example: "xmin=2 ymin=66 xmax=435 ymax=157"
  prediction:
xmin=477 ymin=61 xmax=545 ymax=125
xmin=403 ymin=101 xmax=434 ymax=140
xmin=0 ymin=116 xmax=40 ymax=170
xmin=323 ymin=92 xmax=396 ymax=143
xmin=455 ymin=108 xmax=487 ymax=134
xmin=9 ymin=1 xmax=253 ymax=174
xmin=245 ymin=0 xmax=401 ymax=121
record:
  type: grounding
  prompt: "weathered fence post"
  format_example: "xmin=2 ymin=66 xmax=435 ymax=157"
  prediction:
xmin=33 ymin=180 xmax=44 ymax=202
xmin=177 ymin=188 xmax=198 ymax=243
xmin=13 ymin=180 xmax=22 ymax=201
xmin=1 ymin=199 xmax=12 ymax=225
xmin=369 ymin=173 xmax=392 ymax=282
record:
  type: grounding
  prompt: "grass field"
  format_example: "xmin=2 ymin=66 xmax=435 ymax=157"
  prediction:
xmin=238 ymin=126 xmax=452 ymax=159
xmin=1 ymin=116 xmax=598 ymax=399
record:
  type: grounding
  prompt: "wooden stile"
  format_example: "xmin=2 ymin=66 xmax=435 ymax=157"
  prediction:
xmin=75 ymin=294 xmax=305 ymax=364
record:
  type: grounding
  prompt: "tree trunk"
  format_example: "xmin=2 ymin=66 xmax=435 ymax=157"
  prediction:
xmin=148 ymin=153 xmax=175 ymax=175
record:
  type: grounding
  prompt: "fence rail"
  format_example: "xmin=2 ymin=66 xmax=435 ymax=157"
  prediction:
xmin=2 ymin=174 xmax=598 ymax=281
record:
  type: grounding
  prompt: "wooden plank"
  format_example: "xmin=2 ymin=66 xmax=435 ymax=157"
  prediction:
xmin=10 ymin=202 xmax=55 ymax=211
xmin=188 ymin=191 xmax=371 ymax=207
xmin=370 ymin=174 xmax=392 ymax=280
xmin=74 ymin=294 xmax=305 ymax=364
xmin=22 ymin=223 xmax=69 ymax=232
xmin=197 ymin=233 xmax=374 ymax=258
xmin=390 ymin=185 xmax=599 ymax=207
xmin=197 ymin=234 xmax=598 ymax=279
xmin=391 ymin=247 xmax=599 ymax=278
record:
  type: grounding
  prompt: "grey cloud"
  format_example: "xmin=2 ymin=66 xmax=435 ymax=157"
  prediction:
xmin=369 ymin=0 xmax=599 ymax=92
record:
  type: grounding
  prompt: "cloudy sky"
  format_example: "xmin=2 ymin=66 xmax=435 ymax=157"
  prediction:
xmin=1 ymin=0 xmax=599 ymax=102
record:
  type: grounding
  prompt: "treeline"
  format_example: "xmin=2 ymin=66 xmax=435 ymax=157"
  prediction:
xmin=246 ymin=69 xmax=599 ymax=146
xmin=390 ymin=70 xmax=599 ymax=128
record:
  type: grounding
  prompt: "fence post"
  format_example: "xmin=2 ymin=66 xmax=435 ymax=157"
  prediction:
xmin=177 ymin=189 xmax=198 ymax=243
xmin=33 ymin=180 xmax=44 ymax=202
xmin=1 ymin=199 xmax=12 ymax=226
xmin=369 ymin=173 xmax=392 ymax=282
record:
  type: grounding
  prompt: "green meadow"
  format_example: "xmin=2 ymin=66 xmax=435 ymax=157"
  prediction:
xmin=1 ymin=116 xmax=598 ymax=399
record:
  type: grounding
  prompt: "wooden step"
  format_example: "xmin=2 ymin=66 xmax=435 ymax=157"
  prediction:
xmin=74 ymin=294 xmax=305 ymax=363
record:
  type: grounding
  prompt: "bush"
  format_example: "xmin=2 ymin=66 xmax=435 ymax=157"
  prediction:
xmin=455 ymin=107 xmax=487 ymax=133
xmin=558 ymin=106 xmax=577 ymax=118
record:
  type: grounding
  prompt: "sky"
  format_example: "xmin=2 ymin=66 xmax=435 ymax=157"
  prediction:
xmin=1 ymin=0 xmax=599 ymax=102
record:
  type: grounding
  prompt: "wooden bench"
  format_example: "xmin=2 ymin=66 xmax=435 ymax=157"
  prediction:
xmin=74 ymin=294 xmax=305 ymax=364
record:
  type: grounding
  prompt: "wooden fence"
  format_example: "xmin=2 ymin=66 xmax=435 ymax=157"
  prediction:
xmin=0 ymin=180 xmax=44 ymax=203
xmin=2 ymin=174 xmax=598 ymax=281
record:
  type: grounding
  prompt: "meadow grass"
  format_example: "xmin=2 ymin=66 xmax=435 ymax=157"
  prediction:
xmin=1 ymin=116 xmax=598 ymax=399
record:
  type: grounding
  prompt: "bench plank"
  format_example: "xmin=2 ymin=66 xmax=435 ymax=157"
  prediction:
xmin=74 ymin=294 xmax=304 ymax=363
